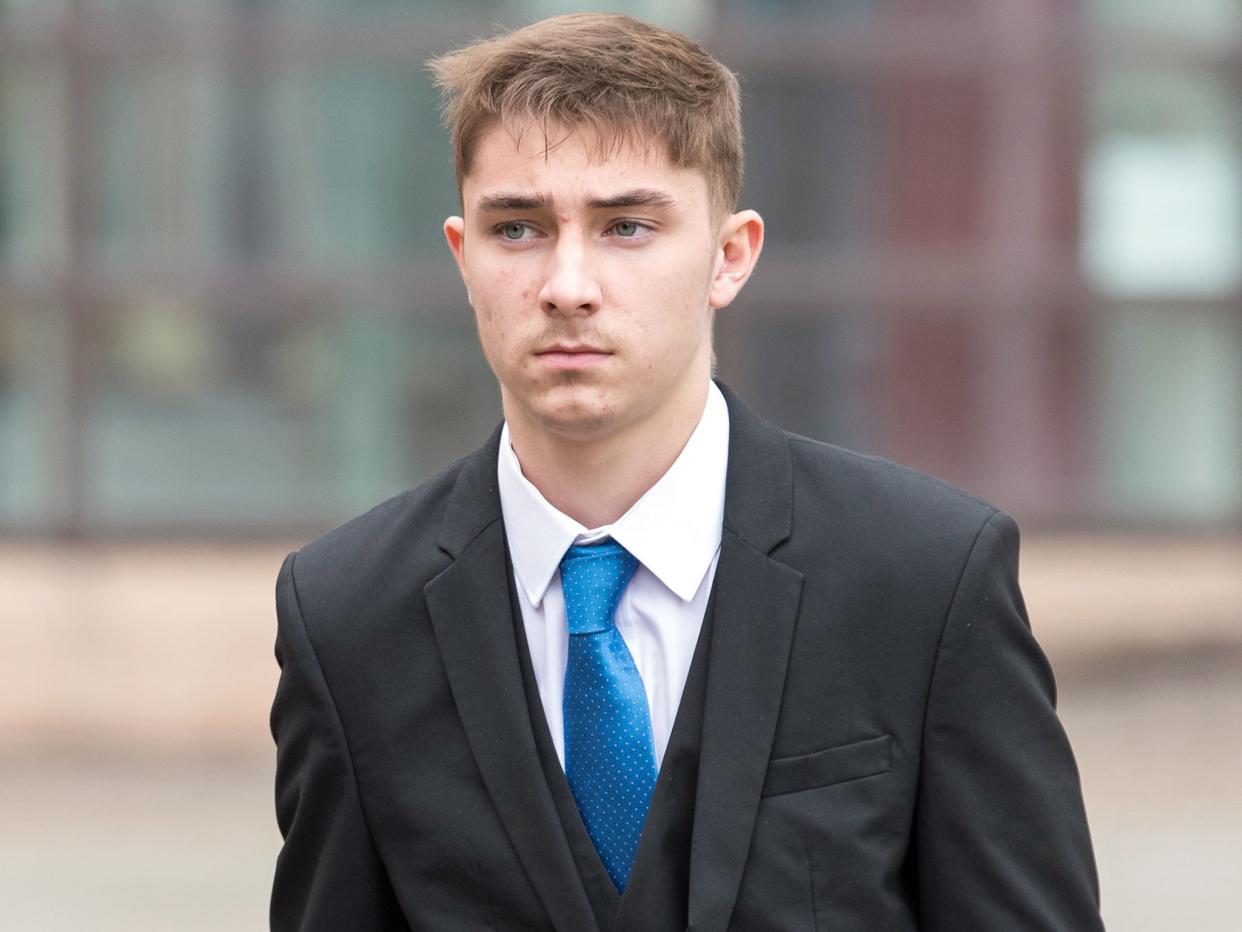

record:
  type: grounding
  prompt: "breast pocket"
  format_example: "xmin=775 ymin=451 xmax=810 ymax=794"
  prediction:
xmin=761 ymin=734 xmax=892 ymax=797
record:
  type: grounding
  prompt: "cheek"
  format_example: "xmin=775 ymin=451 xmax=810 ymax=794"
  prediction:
xmin=661 ymin=272 xmax=713 ymax=336
xmin=470 ymin=293 xmax=531 ymax=361
xmin=468 ymin=294 xmax=503 ymax=352
xmin=475 ymin=267 xmax=539 ymax=317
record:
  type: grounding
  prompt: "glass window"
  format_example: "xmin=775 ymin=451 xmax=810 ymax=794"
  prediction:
xmin=272 ymin=63 xmax=451 ymax=266
xmin=0 ymin=308 xmax=61 ymax=525
xmin=0 ymin=59 xmax=67 ymax=272
xmin=86 ymin=293 xmax=498 ymax=528
xmin=1084 ymin=72 xmax=1242 ymax=296
xmin=1084 ymin=59 xmax=1242 ymax=521
xmin=1089 ymin=0 xmax=1241 ymax=40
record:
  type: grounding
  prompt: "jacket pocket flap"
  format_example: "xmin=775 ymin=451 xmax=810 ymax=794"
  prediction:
xmin=761 ymin=734 xmax=892 ymax=797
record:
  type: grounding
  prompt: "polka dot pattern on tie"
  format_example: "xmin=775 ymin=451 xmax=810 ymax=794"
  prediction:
xmin=560 ymin=539 xmax=657 ymax=893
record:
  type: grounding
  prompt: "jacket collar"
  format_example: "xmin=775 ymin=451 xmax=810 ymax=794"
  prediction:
xmin=436 ymin=380 xmax=793 ymax=557
xmin=497 ymin=381 xmax=730 ymax=606
xmin=716 ymin=380 xmax=794 ymax=554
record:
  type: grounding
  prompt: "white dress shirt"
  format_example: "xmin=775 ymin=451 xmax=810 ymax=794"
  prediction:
xmin=497 ymin=382 xmax=730 ymax=769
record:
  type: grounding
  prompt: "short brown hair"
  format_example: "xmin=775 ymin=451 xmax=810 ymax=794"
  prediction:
xmin=428 ymin=13 xmax=744 ymax=215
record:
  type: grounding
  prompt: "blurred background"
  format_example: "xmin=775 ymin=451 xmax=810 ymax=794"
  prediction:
xmin=1 ymin=0 xmax=1239 ymax=929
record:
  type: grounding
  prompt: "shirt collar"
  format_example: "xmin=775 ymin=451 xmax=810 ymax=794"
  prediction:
xmin=498 ymin=382 xmax=730 ymax=606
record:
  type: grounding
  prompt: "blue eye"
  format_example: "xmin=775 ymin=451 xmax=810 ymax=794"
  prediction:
xmin=501 ymin=223 xmax=527 ymax=240
xmin=613 ymin=220 xmax=640 ymax=237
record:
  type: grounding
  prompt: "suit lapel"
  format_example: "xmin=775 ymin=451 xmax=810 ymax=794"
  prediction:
xmin=424 ymin=432 xmax=599 ymax=932
xmin=686 ymin=385 xmax=805 ymax=932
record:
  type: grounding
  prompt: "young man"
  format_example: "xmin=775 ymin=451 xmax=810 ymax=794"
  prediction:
xmin=270 ymin=13 xmax=1103 ymax=931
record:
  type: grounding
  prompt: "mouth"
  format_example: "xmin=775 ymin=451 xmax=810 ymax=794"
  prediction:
xmin=534 ymin=344 xmax=613 ymax=369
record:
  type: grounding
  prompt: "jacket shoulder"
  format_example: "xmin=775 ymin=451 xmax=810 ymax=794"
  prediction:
xmin=282 ymin=454 xmax=473 ymax=635
xmin=789 ymin=433 xmax=997 ymax=518
xmin=307 ymin=459 xmax=462 ymax=561
xmin=781 ymin=433 xmax=1006 ymax=570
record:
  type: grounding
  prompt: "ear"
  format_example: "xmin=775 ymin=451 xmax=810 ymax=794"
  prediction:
xmin=444 ymin=216 xmax=468 ymax=285
xmin=708 ymin=209 xmax=764 ymax=310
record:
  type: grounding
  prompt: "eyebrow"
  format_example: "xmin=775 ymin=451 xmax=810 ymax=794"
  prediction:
xmin=475 ymin=192 xmax=554 ymax=213
xmin=474 ymin=188 xmax=676 ymax=213
xmin=585 ymin=188 xmax=676 ymax=211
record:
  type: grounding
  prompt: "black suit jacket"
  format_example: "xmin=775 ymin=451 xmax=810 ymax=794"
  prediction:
xmin=270 ymin=385 xmax=1103 ymax=931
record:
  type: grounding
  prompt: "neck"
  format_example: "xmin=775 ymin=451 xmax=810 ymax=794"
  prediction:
xmin=506 ymin=381 xmax=711 ymax=529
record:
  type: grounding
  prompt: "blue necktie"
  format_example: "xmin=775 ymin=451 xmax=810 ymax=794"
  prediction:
xmin=560 ymin=539 xmax=657 ymax=892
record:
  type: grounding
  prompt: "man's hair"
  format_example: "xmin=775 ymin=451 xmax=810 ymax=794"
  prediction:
xmin=427 ymin=13 xmax=744 ymax=216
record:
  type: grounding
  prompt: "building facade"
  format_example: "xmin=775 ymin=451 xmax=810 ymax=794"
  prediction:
xmin=1 ymin=0 xmax=1239 ymax=535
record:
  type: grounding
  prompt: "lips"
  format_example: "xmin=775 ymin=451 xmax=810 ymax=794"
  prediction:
xmin=535 ymin=344 xmax=612 ymax=369
xmin=538 ymin=343 xmax=607 ymax=354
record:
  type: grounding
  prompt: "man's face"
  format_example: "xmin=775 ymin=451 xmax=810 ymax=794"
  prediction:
xmin=444 ymin=124 xmax=759 ymax=446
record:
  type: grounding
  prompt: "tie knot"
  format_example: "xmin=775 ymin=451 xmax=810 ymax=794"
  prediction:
xmin=559 ymin=539 xmax=639 ymax=635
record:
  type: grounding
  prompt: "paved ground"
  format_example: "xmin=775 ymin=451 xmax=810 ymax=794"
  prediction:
xmin=0 ymin=757 xmax=278 ymax=932
xmin=1 ymin=538 xmax=1239 ymax=930
xmin=1061 ymin=645 xmax=1242 ymax=931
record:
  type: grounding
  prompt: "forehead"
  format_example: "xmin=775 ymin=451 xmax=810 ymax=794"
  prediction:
xmin=463 ymin=122 xmax=710 ymax=206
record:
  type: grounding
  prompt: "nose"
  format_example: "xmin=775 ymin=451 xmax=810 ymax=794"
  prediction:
xmin=537 ymin=236 xmax=602 ymax=317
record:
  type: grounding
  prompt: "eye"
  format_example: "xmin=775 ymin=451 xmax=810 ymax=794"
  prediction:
xmin=500 ymin=222 xmax=529 ymax=241
xmin=611 ymin=220 xmax=643 ymax=237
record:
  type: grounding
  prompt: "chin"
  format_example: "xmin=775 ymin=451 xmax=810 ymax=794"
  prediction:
xmin=525 ymin=385 xmax=620 ymax=439
xmin=535 ymin=404 xmax=616 ymax=440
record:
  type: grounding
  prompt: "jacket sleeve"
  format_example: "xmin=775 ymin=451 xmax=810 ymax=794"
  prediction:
xmin=270 ymin=552 xmax=409 ymax=932
xmin=916 ymin=511 xmax=1105 ymax=930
